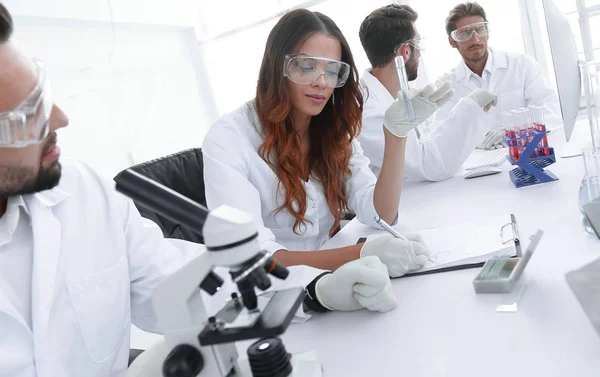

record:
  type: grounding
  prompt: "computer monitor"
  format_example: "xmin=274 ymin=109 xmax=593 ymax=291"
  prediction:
xmin=542 ymin=0 xmax=581 ymax=141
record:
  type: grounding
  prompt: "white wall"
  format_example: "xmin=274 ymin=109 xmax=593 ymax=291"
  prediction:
xmin=7 ymin=3 xmax=212 ymax=179
xmin=4 ymin=0 xmax=199 ymax=27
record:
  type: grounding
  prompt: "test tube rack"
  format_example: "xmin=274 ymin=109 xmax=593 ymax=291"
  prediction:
xmin=504 ymin=130 xmax=558 ymax=188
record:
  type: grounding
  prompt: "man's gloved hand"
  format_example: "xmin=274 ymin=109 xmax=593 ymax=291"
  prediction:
xmin=383 ymin=81 xmax=454 ymax=138
xmin=360 ymin=233 xmax=431 ymax=277
xmin=315 ymin=256 xmax=397 ymax=312
xmin=478 ymin=129 xmax=506 ymax=150
xmin=467 ymin=89 xmax=498 ymax=113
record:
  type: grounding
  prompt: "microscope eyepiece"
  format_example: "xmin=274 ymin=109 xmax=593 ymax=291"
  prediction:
xmin=264 ymin=256 xmax=289 ymax=280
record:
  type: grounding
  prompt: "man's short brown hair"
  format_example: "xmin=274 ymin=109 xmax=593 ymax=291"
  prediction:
xmin=359 ymin=4 xmax=418 ymax=68
xmin=445 ymin=2 xmax=487 ymax=36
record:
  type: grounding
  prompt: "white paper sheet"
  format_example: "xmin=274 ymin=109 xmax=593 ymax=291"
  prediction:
xmin=367 ymin=215 xmax=517 ymax=273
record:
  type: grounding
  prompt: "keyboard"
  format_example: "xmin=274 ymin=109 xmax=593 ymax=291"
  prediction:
xmin=465 ymin=148 xmax=508 ymax=170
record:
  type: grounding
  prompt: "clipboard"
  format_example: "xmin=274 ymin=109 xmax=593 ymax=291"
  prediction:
xmin=356 ymin=214 xmax=522 ymax=278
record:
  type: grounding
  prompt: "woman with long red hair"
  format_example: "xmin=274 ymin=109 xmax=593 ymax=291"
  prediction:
xmin=203 ymin=9 xmax=434 ymax=279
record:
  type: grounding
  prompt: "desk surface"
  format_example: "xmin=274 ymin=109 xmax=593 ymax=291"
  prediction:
xmin=240 ymin=131 xmax=600 ymax=377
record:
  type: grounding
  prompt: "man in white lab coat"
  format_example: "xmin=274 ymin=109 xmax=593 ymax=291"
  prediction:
xmin=0 ymin=5 xmax=398 ymax=376
xmin=358 ymin=4 xmax=498 ymax=182
xmin=435 ymin=2 xmax=562 ymax=148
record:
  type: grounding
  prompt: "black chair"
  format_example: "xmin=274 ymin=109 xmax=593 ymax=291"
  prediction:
xmin=116 ymin=148 xmax=207 ymax=244
xmin=114 ymin=148 xmax=206 ymax=366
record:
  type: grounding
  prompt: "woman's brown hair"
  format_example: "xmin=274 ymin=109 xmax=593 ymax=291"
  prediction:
xmin=255 ymin=9 xmax=363 ymax=236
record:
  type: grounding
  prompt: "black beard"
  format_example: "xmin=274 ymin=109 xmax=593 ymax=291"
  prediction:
xmin=406 ymin=55 xmax=419 ymax=81
xmin=0 ymin=132 xmax=62 ymax=197
xmin=0 ymin=160 xmax=62 ymax=197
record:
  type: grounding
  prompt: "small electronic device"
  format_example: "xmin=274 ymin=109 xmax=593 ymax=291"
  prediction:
xmin=583 ymin=198 xmax=600 ymax=240
xmin=464 ymin=166 xmax=502 ymax=179
xmin=473 ymin=229 xmax=544 ymax=294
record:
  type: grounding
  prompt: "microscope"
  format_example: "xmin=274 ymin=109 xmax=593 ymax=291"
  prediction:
xmin=115 ymin=170 xmax=321 ymax=377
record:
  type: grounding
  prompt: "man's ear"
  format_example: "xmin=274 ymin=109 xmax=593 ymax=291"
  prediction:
xmin=396 ymin=43 xmax=411 ymax=62
xmin=448 ymin=36 xmax=458 ymax=49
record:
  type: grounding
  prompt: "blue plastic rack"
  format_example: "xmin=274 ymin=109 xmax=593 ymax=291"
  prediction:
xmin=504 ymin=130 xmax=558 ymax=188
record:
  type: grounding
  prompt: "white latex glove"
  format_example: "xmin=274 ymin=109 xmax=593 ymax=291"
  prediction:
xmin=383 ymin=81 xmax=454 ymax=138
xmin=478 ymin=129 xmax=506 ymax=150
xmin=315 ymin=256 xmax=397 ymax=312
xmin=467 ymin=89 xmax=498 ymax=113
xmin=360 ymin=233 xmax=431 ymax=278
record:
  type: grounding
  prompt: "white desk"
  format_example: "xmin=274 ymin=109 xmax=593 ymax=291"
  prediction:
xmin=236 ymin=133 xmax=600 ymax=377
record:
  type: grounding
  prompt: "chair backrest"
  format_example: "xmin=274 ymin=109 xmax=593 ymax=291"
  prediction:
xmin=115 ymin=148 xmax=206 ymax=244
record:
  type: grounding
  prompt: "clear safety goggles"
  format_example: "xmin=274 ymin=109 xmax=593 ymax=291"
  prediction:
xmin=283 ymin=54 xmax=351 ymax=88
xmin=450 ymin=22 xmax=490 ymax=43
xmin=0 ymin=59 xmax=53 ymax=148
xmin=395 ymin=37 xmax=426 ymax=53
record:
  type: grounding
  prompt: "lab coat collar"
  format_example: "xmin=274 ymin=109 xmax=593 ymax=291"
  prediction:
xmin=455 ymin=48 xmax=506 ymax=83
xmin=361 ymin=69 xmax=394 ymax=105
xmin=29 ymin=185 xmax=71 ymax=208
xmin=10 ymin=195 xmax=27 ymax=211
xmin=0 ymin=195 xmax=28 ymax=246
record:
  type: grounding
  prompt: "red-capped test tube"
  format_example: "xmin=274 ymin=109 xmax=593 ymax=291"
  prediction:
xmin=502 ymin=110 xmax=519 ymax=161
xmin=529 ymin=105 xmax=549 ymax=156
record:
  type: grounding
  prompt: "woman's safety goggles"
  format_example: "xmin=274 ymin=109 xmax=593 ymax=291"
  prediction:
xmin=283 ymin=54 xmax=351 ymax=88
xmin=450 ymin=22 xmax=490 ymax=43
xmin=0 ymin=59 xmax=52 ymax=148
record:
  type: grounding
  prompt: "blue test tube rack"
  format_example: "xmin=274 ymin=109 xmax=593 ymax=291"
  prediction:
xmin=504 ymin=130 xmax=558 ymax=188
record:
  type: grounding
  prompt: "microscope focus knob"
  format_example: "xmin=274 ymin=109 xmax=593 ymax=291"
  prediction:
xmin=162 ymin=344 xmax=204 ymax=377
xmin=248 ymin=337 xmax=292 ymax=377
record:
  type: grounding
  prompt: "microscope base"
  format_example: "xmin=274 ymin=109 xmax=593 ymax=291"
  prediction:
xmin=236 ymin=351 xmax=323 ymax=377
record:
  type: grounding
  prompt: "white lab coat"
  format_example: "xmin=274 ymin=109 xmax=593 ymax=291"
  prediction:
xmin=0 ymin=160 xmax=320 ymax=377
xmin=202 ymin=101 xmax=385 ymax=254
xmin=435 ymin=49 xmax=563 ymax=131
xmin=359 ymin=69 xmax=490 ymax=182
xmin=0 ymin=160 xmax=198 ymax=377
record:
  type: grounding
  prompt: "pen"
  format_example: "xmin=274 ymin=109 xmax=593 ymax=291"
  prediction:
xmin=511 ymin=214 xmax=522 ymax=257
xmin=374 ymin=216 xmax=435 ymax=263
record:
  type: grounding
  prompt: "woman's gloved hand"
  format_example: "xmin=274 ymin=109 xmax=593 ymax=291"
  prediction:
xmin=383 ymin=81 xmax=454 ymax=138
xmin=360 ymin=233 xmax=431 ymax=277
xmin=314 ymin=256 xmax=397 ymax=312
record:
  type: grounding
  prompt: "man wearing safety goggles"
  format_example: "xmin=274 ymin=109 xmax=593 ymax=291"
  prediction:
xmin=358 ymin=4 xmax=498 ymax=182
xmin=436 ymin=2 xmax=561 ymax=150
